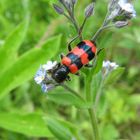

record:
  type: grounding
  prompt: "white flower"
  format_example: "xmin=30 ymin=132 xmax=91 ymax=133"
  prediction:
xmin=108 ymin=0 xmax=136 ymax=20
xmin=41 ymin=83 xmax=56 ymax=93
xmin=103 ymin=60 xmax=119 ymax=71
xmin=42 ymin=61 xmax=57 ymax=71
xmin=108 ymin=8 xmax=120 ymax=20
xmin=34 ymin=61 xmax=58 ymax=93
xmin=118 ymin=0 xmax=136 ymax=17
xmin=34 ymin=67 xmax=46 ymax=84
xmin=102 ymin=60 xmax=119 ymax=77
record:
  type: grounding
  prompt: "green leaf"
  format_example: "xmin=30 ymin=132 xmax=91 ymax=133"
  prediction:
xmin=81 ymin=49 xmax=105 ymax=77
xmin=91 ymin=72 xmax=102 ymax=101
xmin=104 ymin=67 xmax=125 ymax=85
xmin=0 ymin=113 xmax=53 ymax=137
xmin=46 ymin=117 xmax=73 ymax=140
xmin=100 ymin=124 xmax=119 ymax=140
xmin=0 ymin=20 xmax=29 ymax=74
xmin=128 ymin=94 xmax=140 ymax=105
xmin=47 ymin=91 xmax=91 ymax=108
xmin=0 ymin=35 xmax=62 ymax=100
xmin=90 ymin=49 xmax=105 ymax=76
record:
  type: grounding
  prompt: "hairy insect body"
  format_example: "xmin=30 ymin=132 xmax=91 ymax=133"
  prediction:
xmin=62 ymin=40 xmax=96 ymax=73
xmin=52 ymin=40 xmax=96 ymax=83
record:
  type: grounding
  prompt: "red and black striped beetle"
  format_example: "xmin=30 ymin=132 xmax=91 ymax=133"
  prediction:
xmin=52 ymin=40 xmax=96 ymax=83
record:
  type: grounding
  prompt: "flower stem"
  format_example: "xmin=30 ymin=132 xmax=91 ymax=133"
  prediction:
xmin=85 ymin=77 xmax=100 ymax=140
xmin=88 ymin=108 xmax=100 ymax=140
xmin=61 ymin=1 xmax=82 ymax=41
xmin=91 ymin=24 xmax=113 ymax=41
xmin=91 ymin=10 xmax=110 ymax=41
xmin=61 ymin=83 xmax=85 ymax=101
xmin=85 ymin=77 xmax=91 ymax=101
xmin=94 ymin=79 xmax=104 ymax=109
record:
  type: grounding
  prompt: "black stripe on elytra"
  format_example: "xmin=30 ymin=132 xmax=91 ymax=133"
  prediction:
xmin=87 ymin=48 xmax=95 ymax=60
xmin=78 ymin=44 xmax=90 ymax=52
xmin=78 ymin=44 xmax=95 ymax=61
xmin=67 ymin=53 xmax=83 ymax=69
xmin=77 ymin=41 xmax=85 ymax=47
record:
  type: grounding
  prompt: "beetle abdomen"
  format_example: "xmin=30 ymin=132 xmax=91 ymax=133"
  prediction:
xmin=62 ymin=40 xmax=96 ymax=74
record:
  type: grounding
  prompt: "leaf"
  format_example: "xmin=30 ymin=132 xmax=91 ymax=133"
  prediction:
xmin=100 ymin=124 xmax=119 ymax=140
xmin=128 ymin=94 xmax=140 ymax=105
xmin=104 ymin=67 xmax=125 ymax=85
xmin=91 ymin=72 xmax=102 ymax=101
xmin=90 ymin=49 xmax=105 ymax=75
xmin=81 ymin=49 xmax=105 ymax=77
xmin=0 ymin=20 xmax=29 ymax=74
xmin=47 ymin=92 xmax=91 ymax=108
xmin=46 ymin=117 xmax=73 ymax=140
xmin=0 ymin=113 xmax=53 ymax=137
xmin=0 ymin=35 xmax=62 ymax=100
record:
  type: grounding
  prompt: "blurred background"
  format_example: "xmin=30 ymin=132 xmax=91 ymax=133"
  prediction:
xmin=0 ymin=0 xmax=139 ymax=140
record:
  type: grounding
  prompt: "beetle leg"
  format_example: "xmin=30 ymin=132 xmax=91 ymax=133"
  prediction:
xmin=68 ymin=44 xmax=72 ymax=52
xmin=55 ymin=62 xmax=61 ymax=68
xmin=66 ymin=75 xmax=71 ymax=81
xmin=60 ymin=53 xmax=65 ymax=59
xmin=68 ymin=35 xmax=79 ymax=51
xmin=97 ymin=48 xmax=104 ymax=55
xmin=85 ymin=64 xmax=93 ymax=67
xmin=75 ymin=72 xmax=80 ymax=76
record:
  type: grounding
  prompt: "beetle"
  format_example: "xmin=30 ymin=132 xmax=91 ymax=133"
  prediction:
xmin=52 ymin=40 xmax=97 ymax=83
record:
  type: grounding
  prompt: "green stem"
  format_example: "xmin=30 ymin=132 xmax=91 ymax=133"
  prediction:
xmin=85 ymin=76 xmax=100 ymax=140
xmin=61 ymin=83 xmax=85 ymax=101
xmin=88 ymin=108 xmax=100 ymax=140
xmin=91 ymin=10 xmax=110 ymax=41
xmin=85 ymin=77 xmax=91 ymax=101
xmin=62 ymin=2 xmax=79 ymax=32
xmin=91 ymin=24 xmax=113 ymax=41
xmin=61 ymin=1 xmax=82 ymax=40
xmin=94 ymin=79 xmax=104 ymax=109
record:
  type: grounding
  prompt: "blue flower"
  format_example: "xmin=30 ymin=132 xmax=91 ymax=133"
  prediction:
xmin=118 ymin=0 xmax=136 ymax=18
xmin=42 ymin=61 xmax=57 ymax=71
xmin=41 ymin=83 xmax=48 ymax=92
xmin=102 ymin=60 xmax=119 ymax=76
xmin=41 ymin=83 xmax=56 ymax=93
xmin=34 ymin=67 xmax=46 ymax=84
xmin=34 ymin=61 xmax=58 ymax=93
xmin=108 ymin=0 xmax=136 ymax=20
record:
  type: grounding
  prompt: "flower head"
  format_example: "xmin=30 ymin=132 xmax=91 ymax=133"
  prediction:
xmin=118 ymin=0 xmax=136 ymax=18
xmin=108 ymin=0 xmax=136 ymax=20
xmin=103 ymin=60 xmax=119 ymax=70
xmin=42 ymin=61 xmax=57 ymax=71
xmin=41 ymin=83 xmax=56 ymax=93
xmin=34 ymin=61 xmax=58 ymax=93
xmin=34 ymin=67 xmax=46 ymax=84
xmin=102 ymin=60 xmax=119 ymax=76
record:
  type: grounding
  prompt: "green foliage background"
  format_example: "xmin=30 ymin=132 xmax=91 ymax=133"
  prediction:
xmin=0 ymin=0 xmax=139 ymax=140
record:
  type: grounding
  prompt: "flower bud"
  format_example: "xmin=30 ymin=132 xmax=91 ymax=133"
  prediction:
xmin=58 ymin=0 xmax=64 ymax=4
xmin=85 ymin=2 xmax=94 ymax=18
xmin=72 ymin=0 xmax=77 ymax=5
xmin=65 ymin=0 xmax=71 ymax=10
xmin=53 ymin=4 xmax=64 ymax=15
xmin=115 ymin=21 xmax=128 ymax=28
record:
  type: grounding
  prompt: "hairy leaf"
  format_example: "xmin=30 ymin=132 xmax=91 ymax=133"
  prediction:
xmin=0 ymin=20 xmax=29 ymax=74
xmin=0 ymin=35 xmax=62 ymax=100
xmin=0 ymin=113 xmax=53 ymax=137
